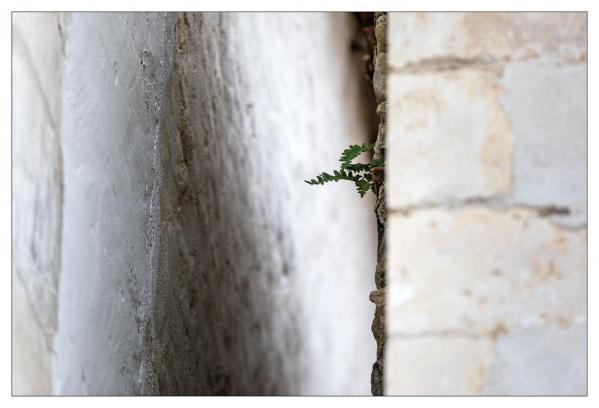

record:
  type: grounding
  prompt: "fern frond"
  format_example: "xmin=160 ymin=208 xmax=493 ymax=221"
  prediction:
xmin=304 ymin=142 xmax=383 ymax=198
xmin=356 ymin=179 xmax=371 ymax=197
xmin=343 ymin=162 xmax=371 ymax=173
xmin=339 ymin=143 xmax=375 ymax=169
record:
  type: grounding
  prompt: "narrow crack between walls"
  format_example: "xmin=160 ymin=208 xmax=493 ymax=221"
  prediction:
xmin=356 ymin=11 xmax=388 ymax=396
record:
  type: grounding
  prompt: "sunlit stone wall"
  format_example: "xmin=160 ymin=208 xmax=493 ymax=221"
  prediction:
xmin=386 ymin=12 xmax=587 ymax=395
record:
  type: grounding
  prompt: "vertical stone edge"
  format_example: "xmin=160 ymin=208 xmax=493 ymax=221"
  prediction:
xmin=370 ymin=11 xmax=387 ymax=396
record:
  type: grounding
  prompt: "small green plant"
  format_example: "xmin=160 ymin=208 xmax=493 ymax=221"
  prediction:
xmin=304 ymin=143 xmax=384 ymax=197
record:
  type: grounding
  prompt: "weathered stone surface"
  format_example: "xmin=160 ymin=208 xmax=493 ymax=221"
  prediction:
xmin=54 ymin=12 xmax=176 ymax=395
xmin=385 ymin=335 xmax=495 ymax=395
xmin=388 ymin=208 xmax=587 ymax=337
xmin=500 ymin=61 xmax=587 ymax=227
xmin=152 ymin=13 xmax=377 ymax=395
xmin=369 ymin=288 xmax=385 ymax=350
xmin=483 ymin=324 xmax=587 ymax=395
xmin=12 ymin=12 xmax=66 ymax=395
xmin=12 ymin=19 xmax=63 ymax=342
xmin=387 ymin=69 xmax=513 ymax=209
xmin=374 ymin=14 xmax=387 ymax=53
xmin=370 ymin=12 xmax=387 ymax=396
xmin=389 ymin=12 xmax=587 ymax=70
xmin=373 ymin=52 xmax=387 ymax=103
xmin=12 ymin=13 xmax=66 ymax=121
xmin=370 ymin=338 xmax=385 ymax=396
xmin=387 ymin=324 xmax=587 ymax=396
xmin=12 ymin=265 xmax=53 ymax=395
xmin=373 ymin=102 xmax=386 ymax=162
xmin=51 ymin=12 xmax=376 ymax=395
xmin=385 ymin=11 xmax=587 ymax=397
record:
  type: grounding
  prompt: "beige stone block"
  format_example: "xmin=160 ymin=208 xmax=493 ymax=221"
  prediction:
xmin=387 ymin=208 xmax=587 ymax=336
xmin=482 ymin=324 xmax=587 ymax=395
xmin=387 ymin=70 xmax=513 ymax=209
xmin=501 ymin=62 xmax=587 ymax=227
xmin=385 ymin=335 xmax=495 ymax=395
xmin=388 ymin=12 xmax=587 ymax=69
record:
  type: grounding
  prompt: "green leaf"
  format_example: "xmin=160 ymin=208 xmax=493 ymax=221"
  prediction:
xmin=304 ymin=143 xmax=383 ymax=197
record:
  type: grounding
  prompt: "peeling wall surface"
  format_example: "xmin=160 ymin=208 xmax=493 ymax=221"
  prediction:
xmin=13 ymin=12 xmax=376 ymax=395
xmin=386 ymin=12 xmax=587 ymax=395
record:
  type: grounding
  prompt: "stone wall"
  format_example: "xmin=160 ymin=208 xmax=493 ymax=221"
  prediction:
xmin=385 ymin=12 xmax=587 ymax=395
xmin=12 ymin=12 xmax=67 ymax=395
xmin=149 ymin=12 xmax=377 ymax=395
xmin=369 ymin=11 xmax=387 ymax=396
xmin=16 ymin=11 xmax=585 ymax=397
xmin=13 ymin=12 xmax=377 ymax=395
xmin=53 ymin=13 xmax=176 ymax=395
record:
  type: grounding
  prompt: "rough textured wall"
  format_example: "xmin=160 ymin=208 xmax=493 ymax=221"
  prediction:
xmin=44 ymin=12 xmax=376 ymax=395
xmin=152 ymin=13 xmax=376 ymax=395
xmin=369 ymin=11 xmax=387 ymax=396
xmin=386 ymin=12 xmax=587 ymax=395
xmin=12 ymin=13 xmax=67 ymax=395
xmin=53 ymin=13 xmax=176 ymax=395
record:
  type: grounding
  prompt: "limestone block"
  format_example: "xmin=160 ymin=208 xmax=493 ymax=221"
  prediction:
xmin=387 ymin=70 xmax=513 ymax=209
xmin=387 ymin=208 xmax=587 ymax=337
xmin=385 ymin=335 xmax=495 ymax=395
xmin=482 ymin=324 xmax=587 ymax=395
xmin=500 ymin=61 xmax=587 ymax=227
xmin=388 ymin=12 xmax=587 ymax=69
